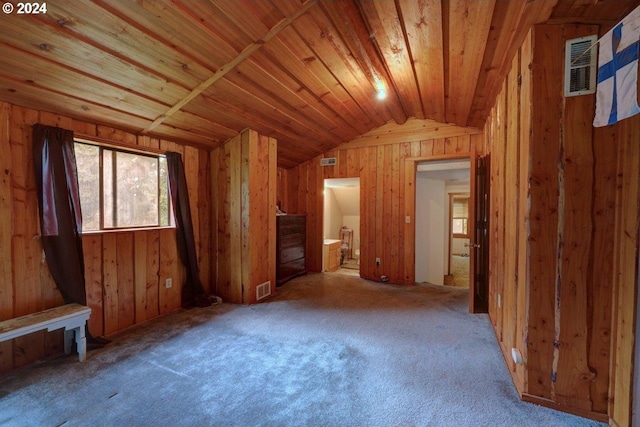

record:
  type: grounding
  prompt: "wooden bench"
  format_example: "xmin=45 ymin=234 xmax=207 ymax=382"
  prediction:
xmin=0 ymin=303 xmax=91 ymax=362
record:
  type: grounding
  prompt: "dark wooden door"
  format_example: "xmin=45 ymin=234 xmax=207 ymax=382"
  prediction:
xmin=473 ymin=154 xmax=490 ymax=312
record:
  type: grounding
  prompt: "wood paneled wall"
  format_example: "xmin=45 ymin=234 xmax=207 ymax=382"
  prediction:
xmin=609 ymin=105 xmax=640 ymax=427
xmin=484 ymin=42 xmax=530 ymax=392
xmin=279 ymin=119 xmax=482 ymax=285
xmin=482 ymin=24 xmax=638 ymax=423
xmin=211 ymin=129 xmax=277 ymax=304
xmin=0 ymin=101 xmax=212 ymax=374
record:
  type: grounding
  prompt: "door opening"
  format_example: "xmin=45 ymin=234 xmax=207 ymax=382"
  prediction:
xmin=448 ymin=193 xmax=471 ymax=288
xmin=415 ymin=159 xmax=471 ymax=287
xmin=323 ymin=178 xmax=360 ymax=277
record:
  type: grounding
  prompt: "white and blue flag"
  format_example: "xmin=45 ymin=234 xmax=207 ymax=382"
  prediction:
xmin=594 ymin=5 xmax=640 ymax=127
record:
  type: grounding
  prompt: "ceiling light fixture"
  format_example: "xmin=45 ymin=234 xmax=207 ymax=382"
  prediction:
xmin=374 ymin=76 xmax=387 ymax=100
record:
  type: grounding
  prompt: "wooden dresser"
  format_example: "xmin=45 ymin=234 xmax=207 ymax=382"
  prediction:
xmin=276 ymin=214 xmax=307 ymax=285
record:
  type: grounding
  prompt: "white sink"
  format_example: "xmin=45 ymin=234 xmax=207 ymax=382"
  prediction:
xmin=324 ymin=239 xmax=341 ymax=245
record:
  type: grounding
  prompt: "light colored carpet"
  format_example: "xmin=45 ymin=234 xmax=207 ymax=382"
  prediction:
xmin=0 ymin=273 xmax=604 ymax=427
xmin=450 ymin=255 xmax=470 ymax=288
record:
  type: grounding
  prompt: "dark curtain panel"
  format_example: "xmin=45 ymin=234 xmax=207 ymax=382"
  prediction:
xmin=33 ymin=124 xmax=87 ymax=305
xmin=166 ymin=152 xmax=211 ymax=308
xmin=33 ymin=124 xmax=107 ymax=346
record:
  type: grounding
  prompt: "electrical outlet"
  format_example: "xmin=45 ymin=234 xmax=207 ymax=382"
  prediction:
xmin=165 ymin=278 xmax=172 ymax=289
xmin=376 ymin=257 xmax=380 ymax=266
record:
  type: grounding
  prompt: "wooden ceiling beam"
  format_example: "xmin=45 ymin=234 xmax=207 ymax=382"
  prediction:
xmin=142 ymin=0 xmax=318 ymax=135
xmin=319 ymin=0 xmax=408 ymax=125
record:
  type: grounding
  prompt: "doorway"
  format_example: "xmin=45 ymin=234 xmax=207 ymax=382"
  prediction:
xmin=448 ymin=193 xmax=471 ymax=288
xmin=323 ymin=178 xmax=360 ymax=276
xmin=415 ymin=160 xmax=471 ymax=287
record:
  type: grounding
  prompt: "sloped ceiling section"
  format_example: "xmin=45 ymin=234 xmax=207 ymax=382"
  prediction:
xmin=0 ymin=0 xmax=637 ymax=168
xmin=331 ymin=187 xmax=360 ymax=216
xmin=328 ymin=184 xmax=360 ymax=216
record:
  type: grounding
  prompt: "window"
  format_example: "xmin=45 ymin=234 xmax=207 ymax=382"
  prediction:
xmin=452 ymin=217 xmax=468 ymax=236
xmin=74 ymin=141 xmax=171 ymax=232
xmin=451 ymin=195 xmax=469 ymax=238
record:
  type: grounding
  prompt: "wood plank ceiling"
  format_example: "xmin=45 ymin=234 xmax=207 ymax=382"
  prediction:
xmin=0 ymin=0 xmax=636 ymax=168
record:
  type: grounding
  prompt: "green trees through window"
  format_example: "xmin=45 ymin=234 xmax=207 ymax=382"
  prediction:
xmin=74 ymin=141 xmax=171 ymax=232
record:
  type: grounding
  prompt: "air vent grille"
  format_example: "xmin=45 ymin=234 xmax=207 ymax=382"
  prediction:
xmin=320 ymin=157 xmax=337 ymax=166
xmin=256 ymin=281 xmax=271 ymax=301
xmin=565 ymin=35 xmax=597 ymax=97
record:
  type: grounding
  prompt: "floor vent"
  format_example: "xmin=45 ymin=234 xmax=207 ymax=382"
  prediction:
xmin=256 ymin=281 xmax=271 ymax=301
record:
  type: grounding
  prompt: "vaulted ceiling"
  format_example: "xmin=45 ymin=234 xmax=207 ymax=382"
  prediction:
xmin=0 ymin=0 xmax=637 ymax=168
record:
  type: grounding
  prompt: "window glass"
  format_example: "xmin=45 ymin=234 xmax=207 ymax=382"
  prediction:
xmin=159 ymin=157 xmax=170 ymax=227
xmin=452 ymin=196 xmax=469 ymax=238
xmin=452 ymin=218 xmax=467 ymax=235
xmin=74 ymin=141 xmax=171 ymax=232
xmin=103 ymin=149 xmax=114 ymax=228
xmin=115 ymin=151 xmax=159 ymax=227
xmin=74 ymin=143 xmax=100 ymax=231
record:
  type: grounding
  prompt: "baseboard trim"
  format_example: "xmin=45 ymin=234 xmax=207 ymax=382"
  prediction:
xmin=522 ymin=393 xmax=609 ymax=423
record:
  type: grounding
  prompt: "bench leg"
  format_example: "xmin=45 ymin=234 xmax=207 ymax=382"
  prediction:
xmin=75 ymin=325 xmax=87 ymax=362
xmin=64 ymin=329 xmax=74 ymax=355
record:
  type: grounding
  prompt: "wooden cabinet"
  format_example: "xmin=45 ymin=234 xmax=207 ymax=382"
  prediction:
xmin=323 ymin=240 xmax=342 ymax=272
xmin=276 ymin=215 xmax=307 ymax=285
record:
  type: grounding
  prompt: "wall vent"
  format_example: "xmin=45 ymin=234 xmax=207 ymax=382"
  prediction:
xmin=564 ymin=35 xmax=597 ymax=97
xmin=320 ymin=157 xmax=337 ymax=166
xmin=256 ymin=281 xmax=271 ymax=301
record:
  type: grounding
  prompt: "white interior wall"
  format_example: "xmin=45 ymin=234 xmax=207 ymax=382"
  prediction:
xmin=328 ymin=184 xmax=360 ymax=260
xmin=323 ymin=187 xmax=343 ymax=240
xmin=415 ymin=176 xmax=445 ymax=285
